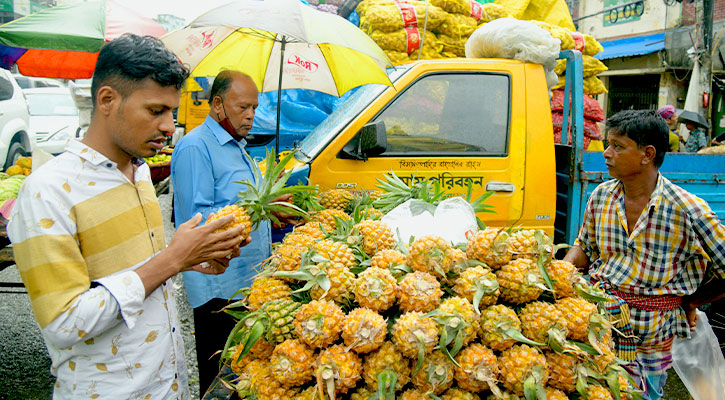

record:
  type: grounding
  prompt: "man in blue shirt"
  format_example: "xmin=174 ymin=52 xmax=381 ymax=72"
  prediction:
xmin=170 ymin=70 xmax=270 ymax=393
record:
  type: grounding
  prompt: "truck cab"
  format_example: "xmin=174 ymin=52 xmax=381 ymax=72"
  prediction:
xmin=289 ymin=58 xmax=558 ymax=233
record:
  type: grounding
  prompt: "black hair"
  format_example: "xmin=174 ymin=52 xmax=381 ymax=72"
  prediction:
xmin=208 ymin=70 xmax=249 ymax=104
xmin=605 ymin=109 xmax=670 ymax=167
xmin=91 ymin=34 xmax=189 ymax=108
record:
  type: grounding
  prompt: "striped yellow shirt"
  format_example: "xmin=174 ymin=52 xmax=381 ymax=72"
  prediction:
xmin=8 ymin=140 xmax=189 ymax=399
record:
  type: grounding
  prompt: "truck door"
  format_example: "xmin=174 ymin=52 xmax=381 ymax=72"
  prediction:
xmin=308 ymin=65 xmax=527 ymax=227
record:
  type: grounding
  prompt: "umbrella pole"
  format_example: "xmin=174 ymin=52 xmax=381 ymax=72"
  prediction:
xmin=275 ymin=37 xmax=286 ymax=159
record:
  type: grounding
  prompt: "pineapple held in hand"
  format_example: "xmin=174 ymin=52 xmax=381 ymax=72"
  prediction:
xmin=206 ymin=149 xmax=311 ymax=239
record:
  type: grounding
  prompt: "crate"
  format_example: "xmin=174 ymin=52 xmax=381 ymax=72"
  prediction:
xmin=148 ymin=161 xmax=171 ymax=184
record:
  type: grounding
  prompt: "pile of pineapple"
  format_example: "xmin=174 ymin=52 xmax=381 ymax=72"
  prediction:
xmin=220 ymin=174 xmax=640 ymax=400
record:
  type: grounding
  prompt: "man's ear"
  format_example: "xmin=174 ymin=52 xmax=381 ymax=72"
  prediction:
xmin=642 ymin=145 xmax=657 ymax=165
xmin=211 ymin=96 xmax=223 ymax=116
xmin=95 ymin=86 xmax=118 ymax=116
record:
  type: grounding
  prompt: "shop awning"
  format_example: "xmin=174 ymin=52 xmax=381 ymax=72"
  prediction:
xmin=595 ymin=32 xmax=665 ymax=60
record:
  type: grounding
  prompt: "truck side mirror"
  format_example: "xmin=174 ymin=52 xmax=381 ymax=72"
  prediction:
xmin=340 ymin=121 xmax=387 ymax=160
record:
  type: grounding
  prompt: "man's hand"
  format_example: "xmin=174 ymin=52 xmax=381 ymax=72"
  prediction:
xmin=167 ymin=213 xmax=246 ymax=273
xmin=271 ymin=193 xmax=305 ymax=228
xmin=683 ymin=300 xmax=699 ymax=331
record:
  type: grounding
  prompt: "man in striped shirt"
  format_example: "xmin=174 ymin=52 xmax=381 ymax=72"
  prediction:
xmin=565 ymin=110 xmax=725 ymax=400
xmin=8 ymin=34 xmax=247 ymax=399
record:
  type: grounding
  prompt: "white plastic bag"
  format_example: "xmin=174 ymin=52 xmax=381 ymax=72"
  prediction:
xmin=671 ymin=310 xmax=725 ymax=400
xmin=381 ymin=197 xmax=477 ymax=245
xmin=465 ymin=18 xmax=561 ymax=89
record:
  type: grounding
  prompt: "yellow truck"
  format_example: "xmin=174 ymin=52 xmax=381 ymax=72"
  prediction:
xmin=280 ymin=51 xmax=725 ymax=244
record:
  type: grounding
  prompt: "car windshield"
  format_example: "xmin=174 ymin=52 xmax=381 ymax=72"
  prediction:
xmin=296 ymin=66 xmax=410 ymax=162
xmin=26 ymin=93 xmax=78 ymax=116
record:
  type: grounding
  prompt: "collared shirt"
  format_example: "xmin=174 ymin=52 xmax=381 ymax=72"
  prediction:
xmin=684 ymin=128 xmax=708 ymax=152
xmin=576 ymin=174 xmax=725 ymax=373
xmin=8 ymin=140 xmax=189 ymax=399
xmin=171 ymin=115 xmax=271 ymax=308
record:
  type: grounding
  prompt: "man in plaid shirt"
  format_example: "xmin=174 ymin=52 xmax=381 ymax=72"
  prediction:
xmin=564 ymin=110 xmax=725 ymax=400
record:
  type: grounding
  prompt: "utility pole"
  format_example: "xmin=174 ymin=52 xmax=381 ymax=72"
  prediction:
xmin=699 ymin=0 xmax=714 ymax=126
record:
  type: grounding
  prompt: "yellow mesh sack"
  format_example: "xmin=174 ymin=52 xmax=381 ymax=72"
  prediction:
xmin=532 ymin=21 xmax=603 ymax=56
xmin=480 ymin=3 xmax=513 ymax=22
xmin=369 ymin=29 xmax=443 ymax=53
xmin=493 ymin=0 xmax=531 ymax=19
xmin=435 ymin=12 xmax=479 ymax=38
xmin=430 ymin=0 xmax=476 ymax=15
xmin=438 ymin=33 xmax=467 ymax=57
xmin=358 ymin=0 xmax=447 ymax=33
xmin=554 ymin=75 xmax=607 ymax=95
xmin=555 ymin=55 xmax=608 ymax=78
xmin=385 ymin=50 xmax=414 ymax=65
xmin=521 ymin=0 xmax=575 ymax=31
xmin=385 ymin=47 xmax=444 ymax=65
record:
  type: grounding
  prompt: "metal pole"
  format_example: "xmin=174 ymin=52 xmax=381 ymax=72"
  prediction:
xmin=275 ymin=36 xmax=286 ymax=158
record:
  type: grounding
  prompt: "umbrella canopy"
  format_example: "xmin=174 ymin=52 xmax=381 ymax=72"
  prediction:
xmin=0 ymin=0 xmax=166 ymax=78
xmin=676 ymin=109 xmax=710 ymax=129
xmin=161 ymin=0 xmax=392 ymax=153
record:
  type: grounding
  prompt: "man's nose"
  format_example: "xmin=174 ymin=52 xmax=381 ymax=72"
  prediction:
xmin=161 ymin=111 xmax=176 ymax=134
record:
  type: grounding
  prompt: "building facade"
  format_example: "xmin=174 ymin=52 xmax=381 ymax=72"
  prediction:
xmin=0 ymin=0 xmax=54 ymax=23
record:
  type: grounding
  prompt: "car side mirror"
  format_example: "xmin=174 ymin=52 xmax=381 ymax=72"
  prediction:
xmin=340 ymin=121 xmax=387 ymax=160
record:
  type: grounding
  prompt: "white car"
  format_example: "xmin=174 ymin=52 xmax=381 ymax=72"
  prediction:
xmin=24 ymin=87 xmax=81 ymax=155
xmin=0 ymin=69 xmax=32 ymax=170
xmin=13 ymin=74 xmax=66 ymax=90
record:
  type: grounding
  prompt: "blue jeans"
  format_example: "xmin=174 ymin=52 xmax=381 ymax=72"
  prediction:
xmin=624 ymin=361 xmax=668 ymax=400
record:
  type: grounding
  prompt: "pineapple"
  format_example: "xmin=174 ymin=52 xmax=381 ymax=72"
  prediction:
xmin=246 ymin=277 xmax=291 ymax=310
xmin=353 ymin=267 xmax=397 ymax=312
xmin=518 ymin=301 xmax=569 ymax=347
xmin=229 ymin=325 xmax=274 ymax=373
xmin=293 ymin=300 xmax=345 ymax=348
xmin=268 ymin=243 xmax=307 ymax=277
xmin=296 ymin=386 xmax=327 ymax=400
xmin=407 ymin=235 xmax=453 ymax=278
xmin=362 ymin=341 xmax=410 ymax=392
xmin=234 ymin=358 xmax=268 ymax=393
xmin=585 ymin=384 xmax=615 ymax=400
xmin=240 ymin=360 xmax=301 ymax=400
xmin=508 ymin=229 xmax=552 ymax=261
xmin=452 ymin=266 xmax=500 ymax=314
xmin=313 ymin=239 xmax=356 ymax=268
xmin=442 ymin=388 xmax=481 ymax=400
xmin=436 ymin=296 xmax=480 ymax=349
xmin=309 ymin=261 xmax=355 ymax=304
xmin=359 ymin=206 xmax=384 ymax=220
xmin=282 ymin=232 xmax=317 ymax=249
xmin=545 ymin=387 xmax=569 ymax=400
xmin=466 ymin=227 xmax=512 ymax=269
xmin=454 ymin=343 xmax=499 ymax=392
xmin=354 ymin=219 xmax=395 ymax=256
xmin=206 ymin=150 xmax=310 ymax=240
xmin=341 ymin=307 xmax=387 ymax=353
xmin=397 ymin=271 xmax=444 ymax=313
xmin=369 ymin=249 xmax=407 ymax=270
xmin=293 ymin=222 xmax=327 ymax=239
xmin=350 ymin=387 xmax=376 ymax=400
xmin=269 ymin=338 xmax=316 ymax=387
xmin=556 ymin=296 xmax=597 ymax=342
xmin=485 ymin=392 xmax=521 ymax=400
xmin=479 ymin=304 xmax=530 ymax=351
xmin=391 ymin=311 xmax=440 ymax=359
xmin=309 ymin=208 xmax=351 ymax=230
xmin=444 ymin=247 xmax=469 ymax=275
xmin=254 ymin=380 xmax=301 ymax=400
xmin=399 ymin=389 xmax=436 ymax=400
xmin=496 ymin=258 xmax=545 ymax=304
xmin=498 ymin=344 xmax=549 ymax=396
xmin=410 ymin=350 xmax=455 ymax=394
xmin=318 ymin=188 xmax=354 ymax=210
xmin=545 ymin=351 xmax=581 ymax=393
xmin=545 ymin=259 xmax=579 ymax=298
xmin=317 ymin=344 xmax=363 ymax=395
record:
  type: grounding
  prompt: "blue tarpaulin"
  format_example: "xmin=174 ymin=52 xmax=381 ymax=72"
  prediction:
xmin=594 ymin=32 xmax=665 ymax=60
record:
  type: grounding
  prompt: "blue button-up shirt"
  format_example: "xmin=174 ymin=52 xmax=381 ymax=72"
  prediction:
xmin=171 ymin=116 xmax=271 ymax=308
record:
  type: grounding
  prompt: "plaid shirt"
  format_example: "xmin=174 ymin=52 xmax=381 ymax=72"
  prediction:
xmin=575 ymin=174 xmax=725 ymax=373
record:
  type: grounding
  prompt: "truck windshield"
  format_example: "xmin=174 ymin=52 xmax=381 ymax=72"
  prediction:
xmin=296 ymin=67 xmax=409 ymax=162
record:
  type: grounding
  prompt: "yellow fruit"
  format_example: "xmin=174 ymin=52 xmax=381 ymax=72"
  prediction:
xmin=309 ymin=208 xmax=351 ymax=230
xmin=586 ymin=385 xmax=615 ymax=400
xmin=556 ymin=296 xmax=597 ymax=342
xmin=246 ymin=277 xmax=291 ymax=310
xmin=15 ymin=156 xmax=31 ymax=169
xmin=498 ymin=344 xmax=549 ymax=395
xmin=454 ymin=343 xmax=499 ymax=392
xmin=518 ymin=301 xmax=568 ymax=344
xmin=206 ymin=204 xmax=252 ymax=239
xmin=496 ymin=258 xmax=544 ymax=304
xmin=452 ymin=266 xmax=500 ymax=312
xmin=479 ymin=304 xmax=522 ymax=351
xmin=438 ymin=296 xmax=480 ymax=347
xmin=341 ymin=307 xmax=387 ymax=353
xmin=545 ymin=351 xmax=580 ymax=393
xmin=293 ymin=300 xmax=345 ymax=348
xmin=316 ymin=344 xmax=363 ymax=394
xmin=309 ymin=261 xmax=355 ymax=304
xmin=407 ymin=235 xmax=453 ymax=278
xmin=269 ymin=243 xmax=307 ymax=277
xmin=369 ymin=249 xmax=407 ymax=270
xmin=442 ymin=388 xmax=481 ymax=400
xmin=354 ymin=220 xmax=395 ymax=256
xmin=22 ymin=167 xmax=31 ymax=176
xmin=545 ymin=387 xmax=569 ymax=400
xmin=313 ymin=239 xmax=356 ymax=268
xmin=397 ymin=271 xmax=443 ymax=313
xmin=353 ymin=267 xmax=397 ymax=312
xmin=411 ymin=350 xmax=455 ymax=394
xmin=466 ymin=227 xmax=512 ymax=269
xmin=391 ymin=311 xmax=439 ymax=358
xmin=362 ymin=341 xmax=410 ymax=392
xmin=318 ymin=188 xmax=354 ymax=210
xmin=268 ymin=339 xmax=315 ymax=387
xmin=5 ymin=165 xmax=23 ymax=176
xmin=545 ymin=260 xmax=579 ymax=298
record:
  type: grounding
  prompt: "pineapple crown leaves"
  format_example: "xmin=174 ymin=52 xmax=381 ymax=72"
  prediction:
xmin=522 ymin=365 xmax=548 ymax=400
xmin=422 ymin=310 xmax=467 ymax=366
xmin=221 ymin=313 xmax=266 ymax=369
xmin=275 ymin=260 xmax=332 ymax=297
xmin=470 ymin=276 xmax=500 ymax=315
xmin=235 ymin=148 xmax=313 ymax=227
xmin=605 ymin=364 xmax=646 ymax=400
xmin=464 ymin=179 xmax=496 ymax=229
xmin=374 ymin=370 xmax=399 ymax=400
xmin=491 ymin=318 xmax=545 ymax=348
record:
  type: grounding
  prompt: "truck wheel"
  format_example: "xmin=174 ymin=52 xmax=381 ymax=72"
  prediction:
xmin=4 ymin=141 xmax=28 ymax=171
